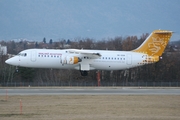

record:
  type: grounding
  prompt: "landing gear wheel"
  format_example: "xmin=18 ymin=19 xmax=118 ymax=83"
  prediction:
xmin=15 ymin=66 xmax=19 ymax=73
xmin=80 ymin=71 xmax=88 ymax=76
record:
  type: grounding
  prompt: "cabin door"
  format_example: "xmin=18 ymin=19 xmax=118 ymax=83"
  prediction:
xmin=126 ymin=54 xmax=132 ymax=65
xmin=31 ymin=50 xmax=37 ymax=62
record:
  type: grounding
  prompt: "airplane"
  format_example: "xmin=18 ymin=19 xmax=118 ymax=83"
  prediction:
xmin=5 ymin=30 xmax=173 ymax=76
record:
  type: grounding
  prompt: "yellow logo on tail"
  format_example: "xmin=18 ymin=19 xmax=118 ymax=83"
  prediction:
xmin=133 ymin=30 xmax=173 ymax=56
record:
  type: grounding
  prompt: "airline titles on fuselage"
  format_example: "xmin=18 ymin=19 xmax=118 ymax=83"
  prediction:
xmin=37 ymin=52 xmax=126 ymax=62
xmin=38 ymin=52 xmax=62 ymax=58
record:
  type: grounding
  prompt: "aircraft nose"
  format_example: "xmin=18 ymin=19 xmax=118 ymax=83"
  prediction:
xmin=5 ymin=58 xmax=13 ymax=65
xmin=5 ymin=57 xmax=19 ymax=66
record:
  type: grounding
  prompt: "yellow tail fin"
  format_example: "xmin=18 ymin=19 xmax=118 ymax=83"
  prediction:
xmin=133 ymin=30 xmax=173 ymax=56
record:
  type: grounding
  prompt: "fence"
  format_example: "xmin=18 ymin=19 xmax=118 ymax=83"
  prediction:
xmin=0 ymin=81 xmax=180 ymax=87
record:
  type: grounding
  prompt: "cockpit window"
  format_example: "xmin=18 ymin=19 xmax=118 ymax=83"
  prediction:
xmin=17 ymin=53 xmax=27 ymax=57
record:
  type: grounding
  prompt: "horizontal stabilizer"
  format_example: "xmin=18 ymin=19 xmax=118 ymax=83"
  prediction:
xmin=154 ymin=30 xmax=173 ymax=34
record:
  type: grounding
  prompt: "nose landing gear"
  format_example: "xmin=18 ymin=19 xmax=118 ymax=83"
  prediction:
xmin=15 ymin=66 xmax=19 ymax=73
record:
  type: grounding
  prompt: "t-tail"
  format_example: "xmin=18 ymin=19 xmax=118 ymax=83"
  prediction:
xmin=132 ymin=30 xmax=173 ymax=63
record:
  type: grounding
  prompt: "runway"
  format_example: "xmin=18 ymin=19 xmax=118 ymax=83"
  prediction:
xmin=0 ymin=87 xmax=180 ymax=95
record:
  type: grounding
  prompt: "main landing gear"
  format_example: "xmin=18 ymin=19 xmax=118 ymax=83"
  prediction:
xmin=80 ymin=70 xmax=88 ymax=76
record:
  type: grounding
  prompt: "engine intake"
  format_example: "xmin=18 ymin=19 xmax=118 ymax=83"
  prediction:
xmin=61 ymin=56 xmax=81 ymax=64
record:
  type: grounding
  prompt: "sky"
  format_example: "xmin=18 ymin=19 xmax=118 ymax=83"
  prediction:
xmin=0 ymin=0 xmax=180 ymax=41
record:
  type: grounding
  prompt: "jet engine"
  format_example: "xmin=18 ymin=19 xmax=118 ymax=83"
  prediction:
xmin=61 ymin=56 xmax=81 ymax=64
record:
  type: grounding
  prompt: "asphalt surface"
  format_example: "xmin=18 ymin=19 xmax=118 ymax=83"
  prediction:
xmin=0 ymin=87 xmax=180 ymax=95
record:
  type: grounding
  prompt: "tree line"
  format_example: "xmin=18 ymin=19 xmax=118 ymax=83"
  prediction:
xmin=0 ymin=34 xmax=180 ymax=84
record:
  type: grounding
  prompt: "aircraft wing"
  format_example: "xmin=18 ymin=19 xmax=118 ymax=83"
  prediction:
xmin=68 ymin=49 xmax=101 ymax=58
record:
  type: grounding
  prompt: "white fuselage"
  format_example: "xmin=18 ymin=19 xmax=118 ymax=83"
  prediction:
xmin=6 ymin=49 xmax=149 ymax=71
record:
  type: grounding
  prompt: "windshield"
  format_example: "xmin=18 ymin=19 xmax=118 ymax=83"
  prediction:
xmin=17 ymin=53 xmax=27 ymax=56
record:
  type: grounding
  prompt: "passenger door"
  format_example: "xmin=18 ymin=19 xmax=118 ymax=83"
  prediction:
xmin=31 ymin=50 xmax=37 ymax=62
xmin=126 ymin=54 xmax=132 ymax=65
